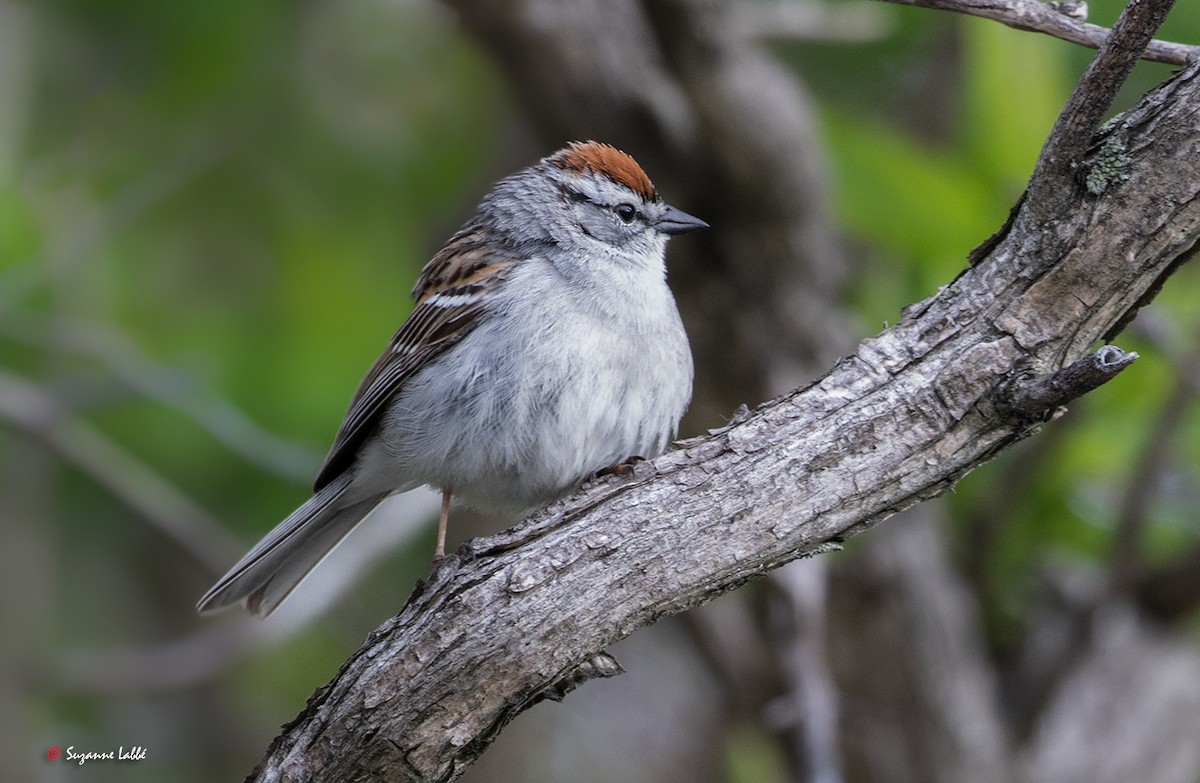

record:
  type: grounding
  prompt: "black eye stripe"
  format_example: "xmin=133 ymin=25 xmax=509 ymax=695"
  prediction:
xmin=563 ymin=187 xmax=590 ymax=204
xmin=561 ymin=186 xmax=641 ymax=226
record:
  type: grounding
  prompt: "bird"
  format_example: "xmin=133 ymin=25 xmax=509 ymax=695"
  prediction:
xmin=197 ymin=141 xmax=706 ymax=617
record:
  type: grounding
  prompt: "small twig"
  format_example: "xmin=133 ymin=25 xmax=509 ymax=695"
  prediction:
xmin=875 ymin=0 xmax=1198 ymax=66
xmin=1024 ymin=0 xmax=1179 ymax=223
xmin=1001 ymin=345 xmax=1138 ymax=416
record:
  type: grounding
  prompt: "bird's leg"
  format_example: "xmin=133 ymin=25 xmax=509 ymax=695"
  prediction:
xmin=435 ymin=485 xmax=452 ymax=560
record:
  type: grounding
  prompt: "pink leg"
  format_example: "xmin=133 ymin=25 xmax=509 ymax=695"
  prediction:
xmin=435 ymin=486 xmax=452 ymax=560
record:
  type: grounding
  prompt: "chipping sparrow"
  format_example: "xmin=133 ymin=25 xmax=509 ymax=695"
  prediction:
xmin=197 ymin=141 xmax=705 ymax=617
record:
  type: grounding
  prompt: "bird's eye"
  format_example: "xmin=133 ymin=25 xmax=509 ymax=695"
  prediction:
xmin=615 ymin=203 xmax=637 ymax=224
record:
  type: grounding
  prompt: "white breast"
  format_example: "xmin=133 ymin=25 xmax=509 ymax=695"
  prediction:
xmin=377 ymin=256 xmax=693 ymax=514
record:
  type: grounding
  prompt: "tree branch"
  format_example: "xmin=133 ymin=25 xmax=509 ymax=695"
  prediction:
xmin=248 ymin=55 xmax=1200 ymax=782
xmin=1025 ymin=0 xmax=1178 ymax=223
xmin=876 ymin=0 xmax=1198 ymax=66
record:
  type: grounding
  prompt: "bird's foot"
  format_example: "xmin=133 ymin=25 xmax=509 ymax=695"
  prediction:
xmin=594 ymin=455 xmax=646 ymax=479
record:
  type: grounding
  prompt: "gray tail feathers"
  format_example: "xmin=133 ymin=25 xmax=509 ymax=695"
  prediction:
xmin=196 ymin=473 xmax=385 ymax=617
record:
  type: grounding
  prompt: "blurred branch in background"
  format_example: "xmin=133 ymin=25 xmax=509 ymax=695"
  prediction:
xmin=764 ymin=560 xmax=843 ymax=783
xmin=831 ymin=510 xmax=1010 ymax=783
xmin=1106 ymin=344 xmax=1196 ymax=598
xmin=740 ymin=1 xmax=897 ymax=43
xmin=1122 ymin=317 xmax=1200 ymax=621
xmin=0 ymin=135 xmax=236 ymax=315
xmin=0 ymin=368 xmax=242 ymax=572
xmin=0 ymin=312 xmax=321 ymax=482
xmin=1014 ymin=601 xmax=1200 ymax=780
xmin=1137 ymin=542 xmax=1200 ymax=622
xmin=45 ymin=490 xmax=440 ymax=694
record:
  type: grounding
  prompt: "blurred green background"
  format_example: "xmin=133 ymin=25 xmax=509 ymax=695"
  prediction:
xmin=3 ymin=1 xmax=1199 ymax=782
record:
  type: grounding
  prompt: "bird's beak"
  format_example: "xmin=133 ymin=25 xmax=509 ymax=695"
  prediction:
xmin=655 ymin=204 xmax=709 ymax=236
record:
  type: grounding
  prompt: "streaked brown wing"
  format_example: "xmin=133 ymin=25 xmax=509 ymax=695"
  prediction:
xmin=312 ymin=227 xmax=517 ymax=491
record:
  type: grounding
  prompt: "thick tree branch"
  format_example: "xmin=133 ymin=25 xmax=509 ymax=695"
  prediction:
xmin=877 ymin=0 xmax=1198 ymax=65
xmin=249 ymin=56 xmax=1200 ymax=782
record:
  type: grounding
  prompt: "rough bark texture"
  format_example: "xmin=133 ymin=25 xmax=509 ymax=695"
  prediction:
xmin=249 ymin=51 xmax=1200 ymax=782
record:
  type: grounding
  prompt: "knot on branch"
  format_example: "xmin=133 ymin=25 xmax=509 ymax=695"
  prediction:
xmin=532 ymin=652 xmax=624 ymax=705
xmin=998 ymin=345 xmax=1138 ymax=418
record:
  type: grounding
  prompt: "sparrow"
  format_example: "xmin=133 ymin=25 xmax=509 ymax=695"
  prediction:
xmin=197 ymin=141 xmax=705 ymax=616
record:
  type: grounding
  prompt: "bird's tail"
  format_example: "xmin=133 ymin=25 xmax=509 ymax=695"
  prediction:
xmin=196 ymin=473 xmax=385 ymax=617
